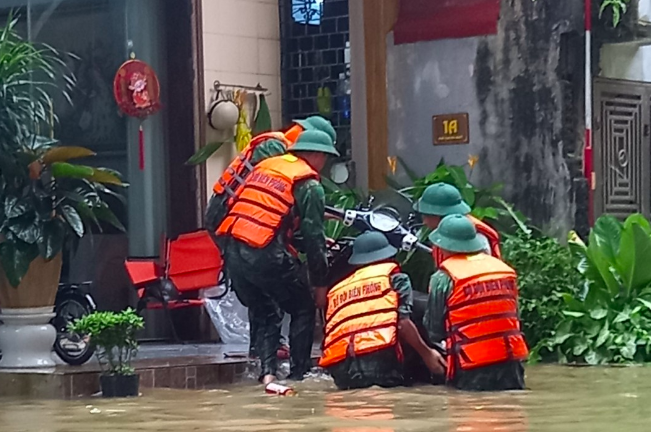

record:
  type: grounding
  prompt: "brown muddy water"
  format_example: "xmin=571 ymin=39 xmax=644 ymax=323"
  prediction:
xmin=1 ymin=365 xmax=650 ymax=432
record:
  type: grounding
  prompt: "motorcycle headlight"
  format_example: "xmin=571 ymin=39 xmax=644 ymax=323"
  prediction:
xmin=369 ymin=212 xmax=400 ymax=233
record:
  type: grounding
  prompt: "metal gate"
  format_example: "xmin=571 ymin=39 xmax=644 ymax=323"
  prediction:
xmin=594 ymin=78 xmax=651 ymax=219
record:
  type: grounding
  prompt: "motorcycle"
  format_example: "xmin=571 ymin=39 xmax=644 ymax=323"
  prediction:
xmin=51 ymin=282 xmax=97 ymax=365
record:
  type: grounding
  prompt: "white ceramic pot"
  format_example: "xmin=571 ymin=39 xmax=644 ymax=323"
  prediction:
xmin=0 ymin=307 xmax=56 ymax=368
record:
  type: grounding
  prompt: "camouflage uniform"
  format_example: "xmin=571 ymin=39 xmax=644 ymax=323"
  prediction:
xmin=205 ymin=139 xmax=287 ymax=357
xmin=222 ymin=176 xmax=328 ymax=379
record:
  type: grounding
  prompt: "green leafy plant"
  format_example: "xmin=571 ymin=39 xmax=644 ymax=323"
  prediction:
xmin=388 ymin=158 xmax=529 ymax=235
xmin=502 ymin=231 xmax=584 ymax=361
xmin=186 ymin=141 xmax=226 ymax=165
xmin=600 ymin=0 xmax=631 ymax=27
xmin=540 ymin=214 xmax=651 ymax=364
xmin=69 ymin=309 xmax=144 ymax=376
xmin=323 ymin=176 xmax=365 ymax=240
xmin=0 ymin=15 xmax=126 ymax=287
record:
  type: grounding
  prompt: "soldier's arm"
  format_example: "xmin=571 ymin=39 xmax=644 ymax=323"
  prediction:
xmin=423 ymin=271 xmax=453 ymax=345
xmin=393 ymin=272 xmax=446 ymax=375
xmin=294 ymin=179 xmax=328 ymax=288
xmin=390 ymin=272 xmax=413 ymax=319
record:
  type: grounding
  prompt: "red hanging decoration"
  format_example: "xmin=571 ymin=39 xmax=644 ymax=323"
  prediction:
xmin=113 ymin=59 xmax=162 ymax=170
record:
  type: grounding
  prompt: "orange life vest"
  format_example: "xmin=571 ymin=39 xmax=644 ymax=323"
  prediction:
xmin=432 ymin=215 xmax=502 ymax=267
xmin=441 ymin=253 xmax=528 ymax=381
xmin=468 ymin=215 xmax=501 ymax=258
xmin=319 ymin=262 xmax=400 ymax=368
xmin=216 ymin=154 xmax=318 ymax=248
xmin=212 ymin=131 xmax=294 ymax=197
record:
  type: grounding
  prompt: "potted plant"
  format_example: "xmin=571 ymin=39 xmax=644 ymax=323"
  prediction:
xmin=0 ymin=15 xmax=126 ymax=368
xmin=69 ymin=308 xmax=144 ymax=397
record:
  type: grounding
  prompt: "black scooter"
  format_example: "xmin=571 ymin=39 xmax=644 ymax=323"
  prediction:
xmin=51 ymin=282 xmax=97 ymax=365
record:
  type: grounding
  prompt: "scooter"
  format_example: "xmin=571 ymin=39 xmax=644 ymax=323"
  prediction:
xmin=51 ymin=282 xmax=97 ymax=365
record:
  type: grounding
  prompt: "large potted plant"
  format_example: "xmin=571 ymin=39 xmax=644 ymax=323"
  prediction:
xmin=69 ymin=308 xmax=144 ymax=397
xmin=0 ymin=16 xmax=126 ymax=368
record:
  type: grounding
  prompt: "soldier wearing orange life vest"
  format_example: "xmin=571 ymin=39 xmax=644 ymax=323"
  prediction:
xmin=218 ymin=130 xmax=339 ymax=385
xmin=206 ymin=116 xmax=337 ymax=238
xmin=424 ymin=215 xmax=528 ymax=391
xmin=204 ymin=116 xmax=336 ymax=359
xmin=320 ymin=232 xmax=446 ymax=390
xmin=413 ymin=183 xmax=501 ymax=268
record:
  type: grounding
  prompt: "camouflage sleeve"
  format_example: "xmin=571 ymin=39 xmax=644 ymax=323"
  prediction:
xmin=294 ymin=179 xmax=328 ymax=287
xmin=390 ymin=272 xmax=413 ymax=319
xmin=423 ymin=270 xmax=453 ymax=344
xmin=250 ymin=139 xmax=287 ymax=165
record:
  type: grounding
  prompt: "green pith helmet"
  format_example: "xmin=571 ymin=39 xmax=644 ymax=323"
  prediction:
xmin=414 ymin=183 xmax=471 ymax=216
xmin=348 ymin=232 xmax=398 ymax=266
xmin=291 ymin=130 xmax=340 ymax=157
xmin=294 ymin=116 xmax=337 ymax=144
xmin=429 ymin=214 xmax=485 ymax=254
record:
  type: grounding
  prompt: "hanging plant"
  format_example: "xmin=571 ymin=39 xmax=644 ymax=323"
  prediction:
xmin=600 ymin=0 xmax=631 ymax=27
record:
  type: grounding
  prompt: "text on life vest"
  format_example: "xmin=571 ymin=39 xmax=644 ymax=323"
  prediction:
xmin=248 ymin=172 xmax=287 ymax=193
xmin=331 ymin=282 xmax=383 ymax=309
xmin=463 ymin=278 xmax=516 ymax=297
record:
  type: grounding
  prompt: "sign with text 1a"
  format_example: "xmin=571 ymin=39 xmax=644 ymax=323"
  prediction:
xmin=433 ymin=113 xmax=469 ymax=145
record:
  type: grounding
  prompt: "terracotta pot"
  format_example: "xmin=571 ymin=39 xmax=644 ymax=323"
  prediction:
xmin=0 ymin=254 xmax=62 ymax=309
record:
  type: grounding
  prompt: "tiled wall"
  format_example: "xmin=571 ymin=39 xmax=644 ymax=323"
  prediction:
xmin=279 ymin=0 xmax=351 ymax=156
xmin=201 ymin=0 xmax=283 ymax=195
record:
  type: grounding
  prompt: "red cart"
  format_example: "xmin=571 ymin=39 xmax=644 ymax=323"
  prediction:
xmin=124 ymin=230 xmax=226 ymax=340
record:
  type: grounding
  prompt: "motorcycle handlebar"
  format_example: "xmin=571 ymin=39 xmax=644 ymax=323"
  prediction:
xmin=325 ymin=206 xmax=345 ymax=219
xmin=325 ymin=206 xmax=432 ymax=254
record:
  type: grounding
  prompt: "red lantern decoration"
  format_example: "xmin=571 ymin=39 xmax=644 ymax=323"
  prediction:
xmin=113 ymin=59 xmax=162 ymax=170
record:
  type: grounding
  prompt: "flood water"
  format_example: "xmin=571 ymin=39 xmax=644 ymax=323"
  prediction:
xmin=2 ymin=365 xmax=651 ymax=432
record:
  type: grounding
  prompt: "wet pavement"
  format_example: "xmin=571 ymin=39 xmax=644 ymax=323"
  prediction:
xmin=2 ymin=365 xmax=651 ymax=431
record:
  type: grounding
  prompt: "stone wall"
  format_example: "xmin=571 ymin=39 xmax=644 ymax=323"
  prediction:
xmin=387 ymin=0 xmax=588 ymax=236
xmin=473 ymin=0 xmax=587 ymax=235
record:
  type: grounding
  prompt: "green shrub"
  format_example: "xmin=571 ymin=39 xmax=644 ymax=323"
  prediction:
xmin=69 ymin=309 xmax=144 ymax=376
xmin=502 ymin=231 xmax=584 ymax=360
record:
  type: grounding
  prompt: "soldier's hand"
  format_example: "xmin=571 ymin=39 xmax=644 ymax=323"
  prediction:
xmin=423 ymin=348 xmax=447 ymax=376
xmin=315 ymin=287 xmax=328 ymax=309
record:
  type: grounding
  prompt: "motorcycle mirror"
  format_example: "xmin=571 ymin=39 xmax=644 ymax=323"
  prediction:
xmin=329 ymin=162 xmax=349 ymax=185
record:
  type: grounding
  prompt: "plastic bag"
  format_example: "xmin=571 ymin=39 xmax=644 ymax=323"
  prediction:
xmin=203 ymin=288 xmax=250 ymax=345
xmin=202 ymin=287 xmax=291 ymax=345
